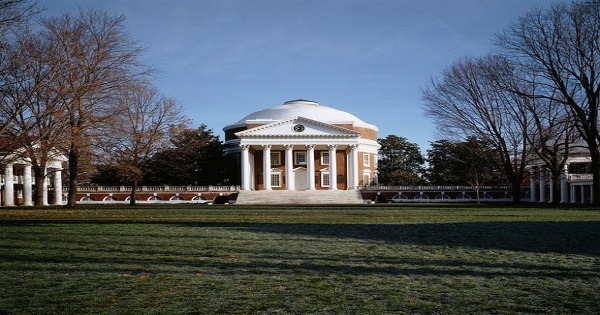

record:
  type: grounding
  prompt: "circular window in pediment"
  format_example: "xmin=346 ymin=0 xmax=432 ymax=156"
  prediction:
xmin=292 ymin=124 xmax=305 ymax=132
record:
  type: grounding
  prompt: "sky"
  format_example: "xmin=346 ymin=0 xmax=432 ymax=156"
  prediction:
xmin=41 ymin=0 xmax=558 ymax=152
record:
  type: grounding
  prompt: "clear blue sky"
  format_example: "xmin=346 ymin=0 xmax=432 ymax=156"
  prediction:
xmin=42 ymin=0 xmax=557 ymax=152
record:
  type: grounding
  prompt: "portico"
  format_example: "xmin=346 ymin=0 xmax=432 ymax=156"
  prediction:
xmin=1 ymin=138 xmax=67 ymax=206
xmin=224 ymin=100 xmax=380 ymax=195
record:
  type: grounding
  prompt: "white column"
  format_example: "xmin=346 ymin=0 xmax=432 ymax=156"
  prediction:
xmin=350 ymin=145 xmax=359 ymax=190
xmin=4 ymin=164 xmax=14 ymax=206
xmin=549 ymin=175 xmax=554 ymax=203
xmin=306 ymin=145 xmax=315 ymax=190
xmin=53 ymin=169 xmax=63 ymax=205
xmin=262 ymin=145 xmax=271 ymax=190
xmin=560 ymin=165 xmax=568 ymax=203
xmin=23 ymin=165 xmax=33 ymax=206
xmin=285 ymin=145 xmax=295 ymax=190
xmin=42 ymin=168 xmax=49 ymax=206
xmin=328 ymin=145 xmax=337 ymax=190
xmin=529 ymin=167 xmax=537 ymax=202
xmin=240 ymin=145 xmax=251 ymax=190
xmin=570 ymin=184 xmax=576 ymax=203
xmin=539 ymin=167 xmax=547 ymax=203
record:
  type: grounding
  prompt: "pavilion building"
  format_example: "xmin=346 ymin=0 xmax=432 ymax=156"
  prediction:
xmin=223 ymin=100 xmax=380 ymax=203
xmin=0 ymin=137 xmax=66 ymax=206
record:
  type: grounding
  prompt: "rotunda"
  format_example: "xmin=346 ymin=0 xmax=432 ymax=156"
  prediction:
xmin=223 ymin=99 xmax=380 ymax=192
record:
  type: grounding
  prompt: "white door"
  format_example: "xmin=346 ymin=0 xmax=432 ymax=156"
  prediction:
xmin=294 ymin=168 xmax=308 ymax=190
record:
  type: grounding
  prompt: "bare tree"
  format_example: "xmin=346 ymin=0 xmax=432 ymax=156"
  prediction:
xmin=1 ymin=0 xmax=39 ymax=136
xmin=423 ymin=55 xmax=531 ymax=203
xmin=96 ymin=83 xmax=185 ymax=206
xmin=496 ymin=1 xmax=600 ymax=203
xmin=2 ymin=27 xmax=70 ymax=206
xmin=0 ymin=0 xmax=37 ymax=30
xmin=38 ymin=9 xmax=148 ymax=207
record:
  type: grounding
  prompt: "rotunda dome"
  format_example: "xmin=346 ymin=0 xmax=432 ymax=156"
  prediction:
xmin=224 ymin=99 xmax=377 ymax=131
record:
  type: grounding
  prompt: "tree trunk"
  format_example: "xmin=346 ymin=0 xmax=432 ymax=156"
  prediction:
xmin=511 ymin=178 xmax=522 ymax=204
xmin=66 ymin=147 xmax=78 ymax=207
xmin=129 ymin=180 xmax=138 ymax=206
xmin=34 ymin=173 xmax=45 ymax=207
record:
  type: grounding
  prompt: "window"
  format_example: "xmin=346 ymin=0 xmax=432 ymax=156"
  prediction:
xmin=321 ymin=172 xmax=330 ymax=187
xmin=362 ymin=171 xmax=371 ymax=186
xmin=271 ymin=152 xmax=281 ymax=166
xmin=271 ymin=172 xmax=281 ymax=187
xmin=294 ymin=151 xmax=307 ymax=165
xmin=363 ymin=153 xmax=370 ymax=167
xmin=321 ymin=152 xmax=330 ymax=165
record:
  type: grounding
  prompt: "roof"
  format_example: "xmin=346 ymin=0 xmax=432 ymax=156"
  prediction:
xmin=223 ymin=99 xmax=378 ymax=131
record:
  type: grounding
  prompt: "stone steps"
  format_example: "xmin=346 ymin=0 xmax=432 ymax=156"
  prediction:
xmin=235 ymin=190 xmax=365 ymax=205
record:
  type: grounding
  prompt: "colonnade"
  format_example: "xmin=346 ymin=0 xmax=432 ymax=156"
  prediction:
xmin=240 ymin=144 xmax=360 ymax=191
xmin=529 ymin=165 xmax=592 ymax=203
xmin=1 ymin=163 xmax=63 ymax=206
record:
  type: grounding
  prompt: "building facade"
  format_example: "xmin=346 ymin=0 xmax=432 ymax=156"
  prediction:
xmin=223 ymin=100 xmax=380 ymax=191
xmin=529 ymin=146 xmax=594 ymax=204
xmin=0 ymin=138 xmax=66 ymax=206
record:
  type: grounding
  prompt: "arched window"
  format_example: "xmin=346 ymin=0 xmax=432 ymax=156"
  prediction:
xmin=103 ymin=196 xmax=119 ymax=202
xmin=192 ymin=195 xmax=207 ymax=201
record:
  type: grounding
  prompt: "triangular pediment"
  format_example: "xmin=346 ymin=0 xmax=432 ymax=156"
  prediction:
xmin=235 ymin=117 xmax=361 ymax=138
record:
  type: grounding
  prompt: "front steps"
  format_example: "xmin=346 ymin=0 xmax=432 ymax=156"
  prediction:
xmin=235 ymin=189 xmax=365 ymax=205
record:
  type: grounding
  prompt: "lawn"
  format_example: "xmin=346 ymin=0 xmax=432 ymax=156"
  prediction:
xmin=1 ymin=204 xmax=599 ymax=314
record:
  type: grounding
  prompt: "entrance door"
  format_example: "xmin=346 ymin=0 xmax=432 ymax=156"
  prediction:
xmin=294 ymin=168 xmax=308 ymax=190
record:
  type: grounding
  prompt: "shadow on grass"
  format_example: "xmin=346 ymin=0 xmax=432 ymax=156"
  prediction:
xmin=3 ymin=220 xmax=600 ymax=255
xmin=229 ymin=221 xmax=600 ymax=256
xmin=1 ymin=221 xmax=600 ymax=285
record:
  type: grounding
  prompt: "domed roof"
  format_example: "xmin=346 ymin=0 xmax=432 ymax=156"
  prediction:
xmin=224 ymin=99 xmax=377 ymax=131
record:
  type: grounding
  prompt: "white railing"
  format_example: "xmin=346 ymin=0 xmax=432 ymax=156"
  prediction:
xmin=568 ymin=174 xmax=593 ymax=181
xmin=72 ymin=185 xmax=241 ymax=192
xmin=361 ymin=185 xmax=512 ymax=191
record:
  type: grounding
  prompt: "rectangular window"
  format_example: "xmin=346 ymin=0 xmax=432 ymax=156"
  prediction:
xmin=363 ymin=172 xmax=371 ymax=186
xmin=321 ymin=152 xmax=330 ymax=165
xmin=363 ymin=153 xmax=370 ymax=167
xmin=271 ymin=173 xmax=281 ymax=187
xmin=271 ymin=152 xmax=281 ymax=166
xmin=294 ymin=152 xmax=307 ymax=165
xmin=321 ymin=172 xmax=330 ymax=187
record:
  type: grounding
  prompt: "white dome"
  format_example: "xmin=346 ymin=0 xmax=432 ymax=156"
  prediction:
xmin=224 ymin=99 xmax=377 ymax=131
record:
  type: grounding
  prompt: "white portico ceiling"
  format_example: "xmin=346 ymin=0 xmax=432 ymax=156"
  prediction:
xmin=224 ymin=99 xmax=378 ymax=131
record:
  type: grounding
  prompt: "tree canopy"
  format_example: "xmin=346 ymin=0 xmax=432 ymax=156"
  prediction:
xmin=377 ymin=135 xmax=425 ymax=185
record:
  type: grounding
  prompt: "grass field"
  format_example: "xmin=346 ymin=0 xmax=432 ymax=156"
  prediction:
xmin=1 ymin=204 xmax=599 ymax=314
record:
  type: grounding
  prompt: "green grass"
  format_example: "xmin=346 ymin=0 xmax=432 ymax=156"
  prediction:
xmin=1 ymin=204 xmax=599 ymax=314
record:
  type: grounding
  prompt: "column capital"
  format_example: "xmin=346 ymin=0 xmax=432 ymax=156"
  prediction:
xmin=305 ymin=144 xmax=315 ymax=150
xmin=261 ymin=144 xmax=272 ymax=150
xmin=240 ymin=144 xmax=250 ymax=150
xmin=284 ymin=144 xmax=294 ymax=150
xmin=327 ymin=144 xmax=338 ymax=150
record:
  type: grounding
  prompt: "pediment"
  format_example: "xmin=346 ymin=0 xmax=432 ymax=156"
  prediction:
xmin=235 ymin=117 xmax=361 ymax=138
